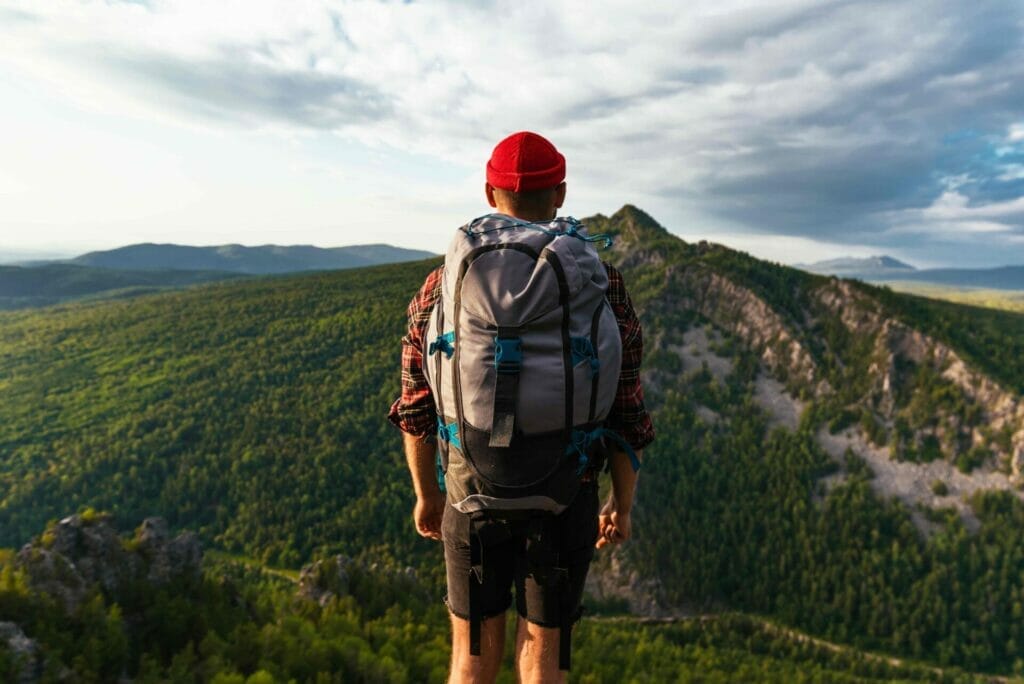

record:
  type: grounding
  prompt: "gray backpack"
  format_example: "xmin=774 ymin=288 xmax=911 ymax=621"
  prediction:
xmin=424 ymin=214 xmax=638 ymax=668
xmin=423 ymin=214 xmax=624 ymax=517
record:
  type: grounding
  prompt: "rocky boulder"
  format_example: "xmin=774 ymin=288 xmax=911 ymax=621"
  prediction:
xmin=297 ymin=555 xmax=352 ymax=607
xmin=15 ymin=514 xmax=202 ymax=614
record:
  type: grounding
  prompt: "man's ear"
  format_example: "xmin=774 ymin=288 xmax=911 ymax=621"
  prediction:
xmin=554 ymin=182 xmax=567 ymax=209
xmin=485 ymin=183 xmax=498 ymax=208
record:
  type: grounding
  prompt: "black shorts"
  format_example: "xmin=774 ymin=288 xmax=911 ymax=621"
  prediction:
xmin=441 ymin=481 xmax=600 ymax=627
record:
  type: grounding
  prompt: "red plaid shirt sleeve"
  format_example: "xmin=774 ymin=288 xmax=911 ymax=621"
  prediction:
xmin=387 ymin=265 xmax=444 ymax=442
xmin=386 ymin=261 xmax=655 ymax=451
xmin=601 ymin=262 xmax=655 ymax=452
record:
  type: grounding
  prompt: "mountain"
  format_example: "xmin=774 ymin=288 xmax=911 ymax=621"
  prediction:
xmin=2 ymin=205 xmax=1024 ymax=674
xmin=798 ymin=255 xmax=917 ymax=277
xmin=0 ymin=263 xmax=245 ymax=310
xmin=801 ymin=254 xmax=1024 ymax=290
xmin=70 ymin=242 xmax=436 ymax=274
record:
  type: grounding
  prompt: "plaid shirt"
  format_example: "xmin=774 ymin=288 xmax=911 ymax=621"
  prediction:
xmin=387 ymin=261 xmax=655 ymax=452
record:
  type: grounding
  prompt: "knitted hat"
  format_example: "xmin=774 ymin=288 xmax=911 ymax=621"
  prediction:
xmin=486 ymin=131 xmax=566 ymax=192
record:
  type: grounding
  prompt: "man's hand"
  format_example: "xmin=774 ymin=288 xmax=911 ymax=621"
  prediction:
xmin=596 ymin=496 xmax=631 ymax=549
xmin=414 ymin=490 xmax=445 ymax=541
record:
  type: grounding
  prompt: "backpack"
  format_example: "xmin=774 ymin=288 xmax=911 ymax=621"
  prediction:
xmin=423 ymin=214 xmax=641 ymax=667
xmin=423 ymin=213 xmax=625 ymax=517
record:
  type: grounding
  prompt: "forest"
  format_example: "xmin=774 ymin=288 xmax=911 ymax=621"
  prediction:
xmin=0 ymin=529 xmax=986 ymax=683
xmin=3 ymin=205 xmax=1024 ymax=676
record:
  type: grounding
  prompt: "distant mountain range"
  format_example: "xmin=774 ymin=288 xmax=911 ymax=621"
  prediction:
xmin=798 ymin=254 xmax=1024 ymax=290
xmin=69 ymin=242 xmax=436 ymax=274
xmin=0 ymin=243 xmax=437 ymax=310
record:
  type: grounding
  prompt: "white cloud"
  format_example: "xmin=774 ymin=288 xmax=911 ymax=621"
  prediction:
xmin=0 ymin=0 xmax=1023 ymax=266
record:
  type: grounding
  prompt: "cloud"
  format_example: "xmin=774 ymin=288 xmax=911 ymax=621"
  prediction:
xmin=1 ymin=0 xmax=1023 ymax=265
xmin=100 ymin=48 xmax=390 ymax=129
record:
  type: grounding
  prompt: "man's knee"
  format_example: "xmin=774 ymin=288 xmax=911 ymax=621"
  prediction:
xmin=515 ymin=618 xmax=565 ymax=684
xmin=449 ymin=612 xmax=506 ymax=683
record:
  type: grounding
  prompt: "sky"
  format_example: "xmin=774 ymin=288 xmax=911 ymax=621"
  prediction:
xmin=1 ymin=1 xmax=1023 ymax=269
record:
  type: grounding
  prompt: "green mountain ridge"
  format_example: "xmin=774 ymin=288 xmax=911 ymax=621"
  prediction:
xmin=70 ymin=242 xmax=437 ymax=274
xmin=3 ymin=205 xmax=1024 ymax=675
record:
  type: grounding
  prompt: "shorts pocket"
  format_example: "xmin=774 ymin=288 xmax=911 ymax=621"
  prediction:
xmin=441 ymin=501 xmax=470 ymax=549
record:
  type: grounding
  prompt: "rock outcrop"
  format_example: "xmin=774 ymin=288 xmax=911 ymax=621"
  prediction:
xmin=816 ymin=279 xmax=1024 ymax=480
xmin=15 ymin=513 xmax=202 ymax=614
xmin=0 ymin=621 xmax=41 ymax=684
xmin=297 ymin=555 xmax=352 ymax=607
xmin=665 ymin=263 xmax=825 ymax=396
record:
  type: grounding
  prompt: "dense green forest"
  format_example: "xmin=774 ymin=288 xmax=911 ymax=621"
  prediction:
xmin=0 ymin=528 xmax=986 ymax=683
xmin=3 ymin=205 xmax=1024 ymax=676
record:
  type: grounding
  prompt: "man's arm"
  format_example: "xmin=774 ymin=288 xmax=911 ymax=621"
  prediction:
xmin=596 ymin=447 xmax=640 ymax=548
xmin=597 ymin=262 xmax=654 ymax=548
xmin=387 ymin=265 xmax=446 ymax=541
xmin=404 ymin=432 xmax=444 ymax=541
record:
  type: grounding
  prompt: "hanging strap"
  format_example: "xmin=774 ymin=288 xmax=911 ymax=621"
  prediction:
xmin=489 ymin=327 xmax=522 ymax=448
xmin=467 ymin=518 xmax=511 ymax=659
xmin=559 ymin=613 xmax=574 ymax=671
xmin=435 ymin=451 xmax=446 ymax=493
xmin=468 ymin=527 xmax=483 ymax=657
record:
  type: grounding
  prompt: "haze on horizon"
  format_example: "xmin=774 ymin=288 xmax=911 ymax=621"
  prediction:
xmin=1 ymin=1 xmax=1023 ymax=269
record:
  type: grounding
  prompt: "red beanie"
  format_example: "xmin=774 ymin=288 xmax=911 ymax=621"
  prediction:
xmin=486 ymin=131 xmax=566 ymax=192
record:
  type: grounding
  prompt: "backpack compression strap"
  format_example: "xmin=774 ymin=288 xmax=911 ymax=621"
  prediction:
xmin=489 ymin=327 xmax=522 ymax=447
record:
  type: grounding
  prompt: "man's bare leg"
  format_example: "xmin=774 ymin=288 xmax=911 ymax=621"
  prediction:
xmin=448 ymin=613 xmax=506 ymax=684
xmin=514 ymin=616 xmax=564 ymax=684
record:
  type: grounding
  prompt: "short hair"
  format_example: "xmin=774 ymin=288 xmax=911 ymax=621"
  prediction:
xmin=492 ymin=185 xmax=560 ymax=216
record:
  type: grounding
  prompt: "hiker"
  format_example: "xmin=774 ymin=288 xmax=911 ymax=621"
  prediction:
xmin=388 ymin=131 xmax=654 ymax=684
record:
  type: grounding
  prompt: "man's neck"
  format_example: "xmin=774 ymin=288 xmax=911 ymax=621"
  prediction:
xmin=494 ymin=207 xmax=557 ymax=222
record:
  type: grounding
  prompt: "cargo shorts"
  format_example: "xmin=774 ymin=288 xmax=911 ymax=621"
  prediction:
xmin=441 ymin=480 xmax=600 ymax=627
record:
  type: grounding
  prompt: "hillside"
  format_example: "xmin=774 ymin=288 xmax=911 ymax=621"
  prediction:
xmin=0 ymin=263 xmax=245 ymax=310
xmin=3 ymin=206 xmax=1024 ymax=674
xmin=71 ymin=242 xmax=436 ymax=274
xmin=1 ymin=516 xmax=974 ymax=682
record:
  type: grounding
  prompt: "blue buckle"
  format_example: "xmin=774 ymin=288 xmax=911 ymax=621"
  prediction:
xmin=437 ymin=417 xmax=461 ymax=450
xmin=429 ymin=331 xmax=455 ymax=358
xmin=493 ymin=336 xmax=522 ymax=374
xmin=571 ymin=337 xmax=600 ymax=378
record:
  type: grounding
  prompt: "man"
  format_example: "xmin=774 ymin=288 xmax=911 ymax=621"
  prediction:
xmin=388 ymin=131 xmax=654 ymax=683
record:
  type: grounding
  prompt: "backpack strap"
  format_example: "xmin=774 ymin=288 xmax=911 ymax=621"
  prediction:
xmin=467 ymin=517 xmax=512 ymax=659
xmin=566 ymin=427 xmax=641 ymax=473
xmin=468 ymin=528 xmax=483 ymax=657
xmin=489 ymin=327 xmax=523 ymax=448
